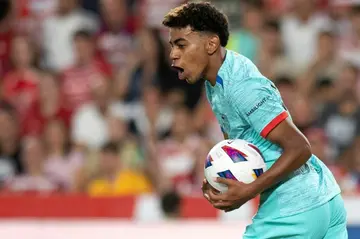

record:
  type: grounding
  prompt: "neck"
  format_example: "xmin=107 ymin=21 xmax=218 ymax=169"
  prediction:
xmin=205 ymin=47 xmax=226 ymax=86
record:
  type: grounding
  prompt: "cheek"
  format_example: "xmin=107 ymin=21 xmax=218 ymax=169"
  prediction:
xmin=185 ymin=48 xmax=207 ymax=70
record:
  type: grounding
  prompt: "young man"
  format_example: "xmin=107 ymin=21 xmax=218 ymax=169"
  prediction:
xmin=162 ymin=2 xmax=347 ymax=238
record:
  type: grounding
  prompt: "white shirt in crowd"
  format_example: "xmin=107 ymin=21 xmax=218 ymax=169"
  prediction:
xmin=281 ymin=13 xmax=332 ymax=76
xmin=43 ymin=9 xmax=99 ymax=72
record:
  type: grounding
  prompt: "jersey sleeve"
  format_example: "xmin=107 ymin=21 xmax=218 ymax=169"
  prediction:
xmin=230 ymin=79 xmax=289 ymax=138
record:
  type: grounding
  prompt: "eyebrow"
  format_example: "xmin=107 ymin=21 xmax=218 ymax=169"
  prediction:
xmin=170 ymin=38 xmax=187 ymax=45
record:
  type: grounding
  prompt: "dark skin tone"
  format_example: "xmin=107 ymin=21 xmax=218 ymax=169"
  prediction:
xmin=168 ymin=26 xmax=313 ymax=212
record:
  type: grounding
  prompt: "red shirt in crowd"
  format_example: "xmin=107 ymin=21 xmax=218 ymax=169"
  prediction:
xmin=60 ymin=58 xmax=112 ymax=112
xmin=96 ymin=28 xmax=134 ymax=73
xmin=21 ymin=100 xmax=72 ymax=137
xmin=2 ymin=69 xmax=39 ymax=118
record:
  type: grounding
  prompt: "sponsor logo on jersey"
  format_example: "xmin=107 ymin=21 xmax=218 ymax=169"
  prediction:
xmin=246 ymin=96 xmax=270 ymax=117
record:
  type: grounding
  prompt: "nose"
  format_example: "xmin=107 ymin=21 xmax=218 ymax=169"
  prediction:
xmin=170 ymin=48 xmax=180 ymax=61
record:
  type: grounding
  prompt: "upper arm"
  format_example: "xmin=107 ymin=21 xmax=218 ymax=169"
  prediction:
xmin=231 ymin=79 xmax=311 ymax=151
xmin=266 ymin=117 xmax=311 ymax=153
xmin=231 ymin=80 xmax=289 ymax=138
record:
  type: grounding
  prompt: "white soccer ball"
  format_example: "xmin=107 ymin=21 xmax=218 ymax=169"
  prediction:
xmin=204 ymin=139 xmax=267 ymax=193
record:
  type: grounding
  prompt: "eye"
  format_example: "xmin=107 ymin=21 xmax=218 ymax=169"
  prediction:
xmin=177 ymin=44 xmax=185 ymax=49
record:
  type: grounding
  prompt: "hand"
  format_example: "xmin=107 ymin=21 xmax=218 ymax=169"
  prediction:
xmin=201 ymin=179 xmax=220 ymax=204
xmin=208 ymin=177 xmax=258 ymax=212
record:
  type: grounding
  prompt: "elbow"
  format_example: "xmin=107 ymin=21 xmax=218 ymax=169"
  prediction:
xmin=286 ymin=138 xmax=312 ymax=165
xmin=300 ymin=142 xmax=312 ymax=162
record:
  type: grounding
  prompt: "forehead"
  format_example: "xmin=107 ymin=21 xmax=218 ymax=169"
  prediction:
xmin=168 ymin=26 xmax=203 ymax=43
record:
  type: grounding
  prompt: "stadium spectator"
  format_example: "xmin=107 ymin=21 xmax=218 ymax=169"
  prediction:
xmin=281 ymin=0 xmax=332 ymax=77
xmin=96 ymin=0 xmax=134 ymax=73
xmin=43 ymin=120 xmax=84 ymax=191
xmin=148 ymin=105 xmax=208 ymax=195
xmin=256 ymin=20 xmax=290 ymax=80
xmin=273 ymin=77 xmax=296 ymax=113
xmin=15 ymin=0 xmax=58 ymax=44
xmin=339 ymin=6 xmax=360 ymax=68
xmin=42 ymin=0 xmax=98 ymax=72
xmin=298 ymin=31 xmax=343 ymax=94
xmin=160 ymin=190 xmax=182 ymax=219
xmin=2 ymin=35 xmax=40 ymax=120
xmin=61 ymin=29 xmax=112 ymax=112
xmin=21 ymin=71 xmax=72 ymax=137
xmin=334 ymin=64 xmax=359 ymax=101
xmin=71 ymin=78 xmax=122 ymax=150
xmin=5 ymin=137 xmax=56 ymax=193
xmin=86 ymin=141 xmax=152 ymax=196
xmin=107 ymin=116 xmax=144 ymax=170
xmin=227 ymin=0 xmax=264 ymax=62
xmin=0 ymin=103 xmax=23 ymax=178
xmin=318 ymin=93 xmax=360 ymax=162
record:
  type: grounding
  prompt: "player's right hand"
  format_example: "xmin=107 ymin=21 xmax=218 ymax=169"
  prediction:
xmin=202 ymin=179 xmax=235 ymax=212
xmin=201 ymin=179 xmax=211 ymax=202
xmin=201 ymin=179 xmax=219 ymax=203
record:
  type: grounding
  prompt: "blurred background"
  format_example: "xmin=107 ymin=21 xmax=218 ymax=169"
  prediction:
xmin=0 ymin=0 xmax=360 ymax=238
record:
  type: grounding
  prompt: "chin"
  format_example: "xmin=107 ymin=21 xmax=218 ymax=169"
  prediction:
xmin=186 ymin=77 xmax=200 ymax=84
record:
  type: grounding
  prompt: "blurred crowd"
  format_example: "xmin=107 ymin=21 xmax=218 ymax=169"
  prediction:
xmin=0 ymin=0 xmax=359 ymax=204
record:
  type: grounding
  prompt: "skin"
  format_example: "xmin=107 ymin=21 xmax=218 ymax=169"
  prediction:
xmin=168 ymin=26 xmax=313 ymax=212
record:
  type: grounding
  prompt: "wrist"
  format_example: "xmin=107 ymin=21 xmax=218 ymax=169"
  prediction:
xmin=250 ymin=173 xmax=275 ymax=196
xmin=248 ymin=181 xmax=262 ymax=198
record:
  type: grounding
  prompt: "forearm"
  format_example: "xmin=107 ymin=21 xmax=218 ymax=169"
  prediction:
xmin=250 ymin=144 xmax=312 ymax=195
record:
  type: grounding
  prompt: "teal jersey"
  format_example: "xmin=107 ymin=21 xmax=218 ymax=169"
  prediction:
xmin=205 ymin=49 xmax=341 ymax=218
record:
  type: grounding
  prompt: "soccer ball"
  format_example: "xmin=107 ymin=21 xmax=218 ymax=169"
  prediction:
xmin=204 ymin=139 xmax=267 ymax=193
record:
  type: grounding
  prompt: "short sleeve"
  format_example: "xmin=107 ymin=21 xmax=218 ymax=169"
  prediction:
xmin=230 ymin=80 xmax=289 ymax=138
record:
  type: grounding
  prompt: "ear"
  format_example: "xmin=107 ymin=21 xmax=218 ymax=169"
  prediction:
xmin=206 ymin=35 xmax=220 ymax=55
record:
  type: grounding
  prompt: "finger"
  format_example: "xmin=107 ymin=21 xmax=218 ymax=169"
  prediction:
xmin=203 ymin=192 xmax=210 ymax=202
xmin=212 ymin=200 xmax=233 ymax=208
xmin=202 ymin=179 xmax=210 ymax=189
xmin=209 ymin=185 xmax=220 ymax=194
xmin=215 ymin=177 xmax=234 ymax=186
xmin=208 ymin=188 xmax=226 ymax=201
xmin=201 ymin=180 xmax=208 ymax=191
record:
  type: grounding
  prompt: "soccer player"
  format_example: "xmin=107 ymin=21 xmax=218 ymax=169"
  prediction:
xmin=162 ymin=2 xmax=347 ymax=238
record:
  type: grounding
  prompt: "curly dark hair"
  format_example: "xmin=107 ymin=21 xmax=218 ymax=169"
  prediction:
xmin=162 ymin=2 xmax=229 ymax=47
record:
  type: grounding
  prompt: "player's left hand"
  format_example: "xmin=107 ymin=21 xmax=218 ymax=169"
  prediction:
xmin=208 ymin=177 xmax=258 ymax=212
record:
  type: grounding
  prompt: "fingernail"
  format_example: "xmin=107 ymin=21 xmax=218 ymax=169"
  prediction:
xmin=204 ymin=193 xmax=210 ymax=200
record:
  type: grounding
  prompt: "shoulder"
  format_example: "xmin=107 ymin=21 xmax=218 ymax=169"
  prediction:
xmin=221 ymin=50 xmax=265 ymax=91
xmin=227 ymin=76 xmax=274 ymax=99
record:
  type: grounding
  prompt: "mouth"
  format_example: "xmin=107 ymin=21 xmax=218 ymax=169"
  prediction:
xmin=172 ymin=65 xmax=186 ymax=80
